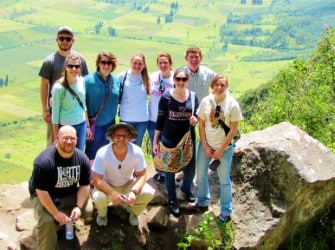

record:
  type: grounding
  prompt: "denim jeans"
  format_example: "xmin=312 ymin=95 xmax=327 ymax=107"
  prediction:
xmin=72 ymin=121 xmax=87 ymax=151
xmin=85 ymin=120 xmax=115 ymax=160
xmin=161 ymin=130 xmax=196 ymax=202
xmin=121 ymin=120 xmax=148 ymax=147
xmin=196 ymin=143 xmax=233 ymax=215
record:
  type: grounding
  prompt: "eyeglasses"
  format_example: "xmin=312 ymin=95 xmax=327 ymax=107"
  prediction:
xmin=113 ymin=133 xmax=129 ymax=139
xmin=60 ymin=136 xmax=77 ymax=142
xmin=66 ymin=64 xmax=81 ymax=69
xmin=58 ymin=36 xmax=72 ymax=42
xmin=100 ymin=60 xmax=113 ymax=66
xmin=175 ymin=77 xmax=188 ymax=82
xmin=214 ymin=105 xmax=221 ymax=118
xmin=158 ymin=79 xmax=165 ymax=93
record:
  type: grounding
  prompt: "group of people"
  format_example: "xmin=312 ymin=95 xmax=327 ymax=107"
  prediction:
xmin=29 ymin=26 xmax=243 ymax=249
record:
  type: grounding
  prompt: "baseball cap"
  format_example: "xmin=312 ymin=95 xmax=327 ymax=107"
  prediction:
xmin=57 ymin=26 xmax=74 ymax=36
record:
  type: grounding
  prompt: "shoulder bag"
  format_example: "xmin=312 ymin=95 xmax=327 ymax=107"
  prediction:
xmin=154 ymin=91 xmax=195 ymax=173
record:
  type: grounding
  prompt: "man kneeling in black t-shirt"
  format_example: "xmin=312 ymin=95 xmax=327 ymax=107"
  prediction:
xmin=29 ymin=125 xmax=93 ymax=249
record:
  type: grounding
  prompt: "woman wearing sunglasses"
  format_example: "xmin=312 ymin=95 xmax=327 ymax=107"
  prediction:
xmin=84 ymin=51 xmax=120 ymax=166
xmin=148 ymin=53 xmax=175 ymax=183
xmin=153 ymin=68 xmax=199 ymax=217
xmin=186 ymin=74 xmax=243 ymax=222
xmin=51 ymin=54 xmax=90 ymax=151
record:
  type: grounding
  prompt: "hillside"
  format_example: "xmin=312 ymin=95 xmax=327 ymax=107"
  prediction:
xmin=1 ymin=0 xmax=335 ymax=184
xmin=240 ymin=26 xmax=335 ymax=152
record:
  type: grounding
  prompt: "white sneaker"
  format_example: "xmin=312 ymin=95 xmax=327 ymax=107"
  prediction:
xmin=96 ymin=215 xmax=108 ymax=227
xmin=129 ymin=213 xmax=140 ymax=226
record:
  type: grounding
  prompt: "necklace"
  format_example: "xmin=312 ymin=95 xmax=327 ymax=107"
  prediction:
xmin=113 ymin=144 xmax=127 ymax=169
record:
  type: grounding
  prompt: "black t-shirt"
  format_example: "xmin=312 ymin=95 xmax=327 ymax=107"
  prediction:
xmin=29 ymin=145 xmax=91 ymax=198
xmin=156 ymin=91 xmax=199 ymax=145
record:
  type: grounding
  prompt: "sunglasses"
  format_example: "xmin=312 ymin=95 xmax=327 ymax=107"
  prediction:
xmin=66 ymin=64 xmax=81 ymax=69
xmin=58 ymin=36 xmax=72 ymax=42
xmin=100 ymin=60 xmax=113 ymax=66
xmin=175 ymin=77 xmax=188 ymax=82
xmin=214 ymin=105 xmax=221 ymax=118
xmin=158 ymin=79 xmax=165 ymax=93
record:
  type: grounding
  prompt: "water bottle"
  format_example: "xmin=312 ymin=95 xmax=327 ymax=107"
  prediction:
xmin=65 ymin=216 xmax=74 ymax=240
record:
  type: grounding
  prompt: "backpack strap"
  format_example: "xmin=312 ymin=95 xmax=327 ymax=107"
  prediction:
xmin=191 ymin=91 xmax=195 ymax=115
xmin=118 ymin=71 xmax=127 ymax=104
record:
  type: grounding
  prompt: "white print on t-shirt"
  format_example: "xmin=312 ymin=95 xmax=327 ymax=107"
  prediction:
xmin=55 ymin=165 xmax=80 ymax=188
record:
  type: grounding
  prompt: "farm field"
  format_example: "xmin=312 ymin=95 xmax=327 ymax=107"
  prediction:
xmin=0 ymin=0 xmax=334 ymax=184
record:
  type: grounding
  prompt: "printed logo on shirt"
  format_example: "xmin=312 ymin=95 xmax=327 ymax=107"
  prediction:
xmin=168 ymin=110 xmax=191 ymax=121
xmin=55 ymin=165 xmax=80 ymax=188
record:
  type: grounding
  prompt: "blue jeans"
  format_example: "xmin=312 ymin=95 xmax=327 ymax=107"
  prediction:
xmin=85 ymin=120 xmax=115 ymax=160
xmin=147 ymin=121 xmax=164 ymax=175
xmin=161 ymin=131 xmax=196 ymax=202
xmin=72 ymin=121 xmax=86 ymax=151
xmin=196 ymin=143 xmax=233 ymax=215
xmin=121 ymin=120 xmax=148 ymax=147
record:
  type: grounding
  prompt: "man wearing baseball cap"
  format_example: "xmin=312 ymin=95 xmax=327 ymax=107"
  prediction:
xmin=39 ymin=26 xmax=89 ymax=146
xmin=91 ymin=123 xmax=155 ymax=227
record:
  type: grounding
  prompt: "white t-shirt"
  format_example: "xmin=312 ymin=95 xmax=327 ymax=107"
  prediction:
xmin=118 ymin=70 xmax=149 ymax=122
xmin=197 ymin=94 xmax=243 ymax=150
xmin=148 ymin=71 xmax=174 ymax=122
xmin=92 ymin=143 xmax=146 ymax=187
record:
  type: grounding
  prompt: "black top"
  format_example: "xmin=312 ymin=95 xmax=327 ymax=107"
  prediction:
xmin=29 ymin=145 xmax=91 ymax=198
xmin=156 ymin=90 xmax=199 ymax=145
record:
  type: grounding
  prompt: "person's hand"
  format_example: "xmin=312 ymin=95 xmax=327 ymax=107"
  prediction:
xmin=86 ymin=127 xmax=93 ymax=141
xmin=53 ymin=211 xmax=69 ymax=225
xmin=70 ymin=206 xmax=82 ymax=221
xmin=43 ymin=110 xmax=51 ymax=123
xmin=203 ymin=146 xmax=214 ymax=158
xmin=212 ymin=149 xmax=223 ymax=161
xmin=111 ymin=192 xmax=127 ymax=206
xmin=126 ymin=191 xmax=136 ymax=206
xmin=152 ymin=143 xmax=159 ymax=155
xmin=189 ymin=115 xmax=198 ymax=126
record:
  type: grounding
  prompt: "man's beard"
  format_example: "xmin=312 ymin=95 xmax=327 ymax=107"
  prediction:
xmin=58 ymin=44 xmax=72 ymax=52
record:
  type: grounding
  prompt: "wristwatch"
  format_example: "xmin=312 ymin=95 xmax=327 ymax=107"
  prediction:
xmin=131 ymin=189 xmax=138 ymax=196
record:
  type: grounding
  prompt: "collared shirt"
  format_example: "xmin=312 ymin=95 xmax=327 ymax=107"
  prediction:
xmin=185 ymin=65 xmax=216 ymax=102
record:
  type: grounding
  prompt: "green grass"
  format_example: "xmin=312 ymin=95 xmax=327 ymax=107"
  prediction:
xmin=0 ymin=117 xmax=45 ymax=183
xmin=1 ymin=0 xmax=334 ymax=184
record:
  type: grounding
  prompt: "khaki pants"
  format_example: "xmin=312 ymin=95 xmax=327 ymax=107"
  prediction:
xmin=31 ymin=194 xmax=93 ymax=250
xmin=92 ymin=181 xmax=155 ymax=217
xmin=46 ymin=122 xmax=54 ymax=147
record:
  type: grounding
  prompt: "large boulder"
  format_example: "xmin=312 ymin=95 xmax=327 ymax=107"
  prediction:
xmin=231 ymin=121 xmax=335 ymax=249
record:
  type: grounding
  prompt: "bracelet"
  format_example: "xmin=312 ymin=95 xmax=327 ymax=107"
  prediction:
xmin=86 ymin=124 xmax=90 ymax=128
xmin=75 ymin=205 xmax=82 ymax=212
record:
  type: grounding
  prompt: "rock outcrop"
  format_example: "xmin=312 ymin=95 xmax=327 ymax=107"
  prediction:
xmin=1 ymin=122 xmax=335 ymax=249
xmin=231 ymin=121 xmax=335 ymax=249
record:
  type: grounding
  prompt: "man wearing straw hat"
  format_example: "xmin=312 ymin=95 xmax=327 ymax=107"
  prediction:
xmin=91 ymin=123 xmax=155 ymax=227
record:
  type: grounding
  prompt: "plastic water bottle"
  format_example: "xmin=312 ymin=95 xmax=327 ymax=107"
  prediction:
xmin=65 ymin=216 xmax=74 ymax=240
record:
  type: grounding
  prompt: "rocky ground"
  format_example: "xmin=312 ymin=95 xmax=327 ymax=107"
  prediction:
xmin=0 ymin=167 xmax=216 ymax=250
